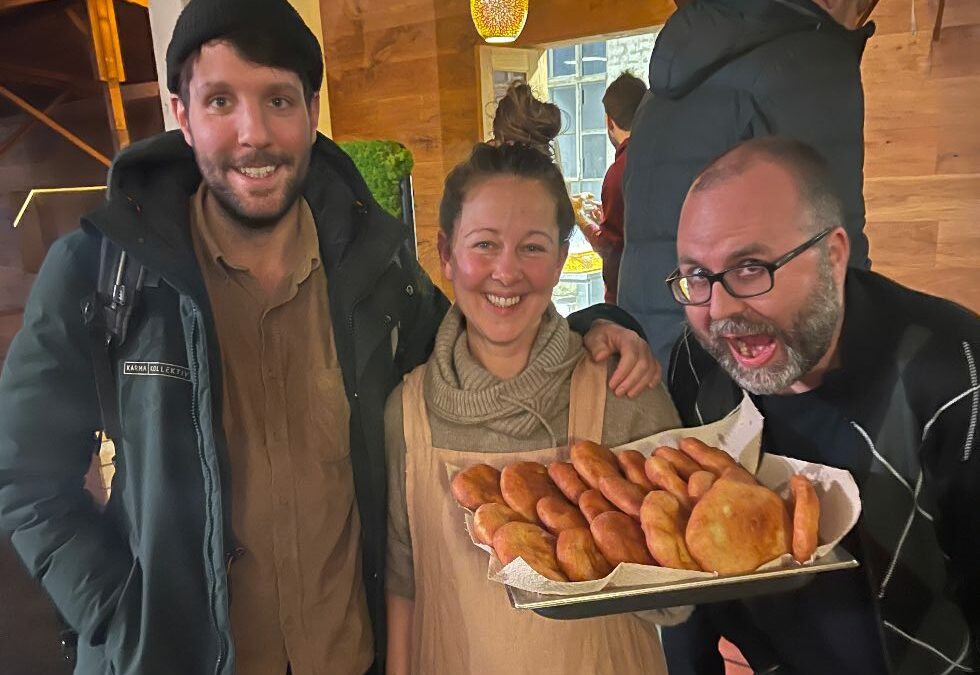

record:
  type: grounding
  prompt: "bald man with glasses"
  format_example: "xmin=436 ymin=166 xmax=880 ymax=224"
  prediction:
xmin=662 ymin=137 xmax=979 ymax=675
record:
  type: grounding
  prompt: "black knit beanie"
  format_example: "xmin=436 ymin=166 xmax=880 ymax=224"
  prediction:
xmin=165 ymin=0 xmax=323 ymax=95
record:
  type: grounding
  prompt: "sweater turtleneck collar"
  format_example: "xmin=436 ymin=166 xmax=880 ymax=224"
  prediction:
xmin=423 ymin=304 xmax=584 ymax=445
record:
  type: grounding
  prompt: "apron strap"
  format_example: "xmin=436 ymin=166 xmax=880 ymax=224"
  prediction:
xmin=401 ymin=365 xmax=434 ymax=452
xmin=567 ymin=356 xmax=607 ymax=446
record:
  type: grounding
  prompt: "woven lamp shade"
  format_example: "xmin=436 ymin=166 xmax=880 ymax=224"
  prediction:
xmin=470 ymin=0 xmax=529 ymax=44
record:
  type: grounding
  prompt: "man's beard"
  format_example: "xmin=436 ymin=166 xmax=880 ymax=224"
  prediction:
xmin=693 ymin=256 xmax=843 ymax=395
xmin=195 ymin=147 xmax=310 ymax=231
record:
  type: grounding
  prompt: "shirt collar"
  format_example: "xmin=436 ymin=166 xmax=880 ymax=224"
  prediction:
xmin=191 ymin=183 xmax=321 ymax=278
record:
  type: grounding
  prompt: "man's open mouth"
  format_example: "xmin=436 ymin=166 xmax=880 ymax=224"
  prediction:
xmin=724 ymin=334 xmax=778 ymax=368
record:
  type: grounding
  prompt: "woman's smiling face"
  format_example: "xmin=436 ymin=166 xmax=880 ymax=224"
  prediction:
xmin=440 ymin=174 xmax=568 ymax=369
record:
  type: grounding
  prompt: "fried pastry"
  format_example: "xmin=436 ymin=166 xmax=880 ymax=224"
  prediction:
xmin=556 ymin=527 xmax=613 ymax=581
xmin=687 ymin=470 xmax=717 ymax=505
xmin=473 ymin=503 xmax=525 ymax=546
xmin=616 ymin=450 xmax=655 ymax=490
xmin=644 ymin=456 xmax=692 ymax=511
xmin=492 ymin=521 xmax=567 ymax=582
xmin=590 ymin=511 xmax=654 ymax=566
xmin=598 ymin=475 xmax=647 ymax=518
xmin=451 ymin=463 xmax=505 ymax=510
xmin=789 ymin=475 xmax=820 ymax=563
xmin=500 ymin=461 xmax=560 ymax=524
xmin=653 ymin=446 xmax=703 ymax=480
xmin=721 ymin=465 xmax=758 ymax=485
xmin=677 ymin=437 xmax=739 ymax=476
xmin=570 ymin=440 xmax=621 ymax=489
xmin=537 ymin=495 xmax=589 ymax=535
xmin=639 ymin=490 xmax=686 ymax=532
xmin=547 ymin=461 xmax=589 ymax=504
xmin=640 ymin=491 xmax=700 ymax=571
xmin=685 ymin=478 xmax=792 ymax=574
xmin=578 ymin=489 xmax=618 ymax=523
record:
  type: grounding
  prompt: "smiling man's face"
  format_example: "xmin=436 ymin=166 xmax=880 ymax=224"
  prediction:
xmin=173 ymin=41 xmax=318 ymax=229
xmin=676 ymin=159 xmax=848 ymax=394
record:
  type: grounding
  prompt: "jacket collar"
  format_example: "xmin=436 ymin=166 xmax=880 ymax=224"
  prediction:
xmin=828 ymin=269 xmax=896 ymax=386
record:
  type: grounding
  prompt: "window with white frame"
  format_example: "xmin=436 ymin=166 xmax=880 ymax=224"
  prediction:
xmin=547 ymin=41 xmax=608 ymax=198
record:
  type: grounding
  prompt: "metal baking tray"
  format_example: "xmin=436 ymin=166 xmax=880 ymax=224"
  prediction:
xmin=507 ymin=547 xmax=859 ymax=620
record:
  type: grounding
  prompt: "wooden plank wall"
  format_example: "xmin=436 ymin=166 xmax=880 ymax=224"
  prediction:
xmin=863 ymin=0 xmax=980 ymax=311
xmin=322 ymin=0 xmax=979 ymax=310
xmin=321 ymin=0 xmax=673 ymax=294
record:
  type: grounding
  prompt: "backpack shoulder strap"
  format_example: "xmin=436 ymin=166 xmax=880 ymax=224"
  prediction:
xmin=80 ymin=236 xmax=146 ymax=441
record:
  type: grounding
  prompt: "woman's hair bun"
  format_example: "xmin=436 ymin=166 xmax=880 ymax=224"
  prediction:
xmin=492 ymin=81 xmax=563 ymax=157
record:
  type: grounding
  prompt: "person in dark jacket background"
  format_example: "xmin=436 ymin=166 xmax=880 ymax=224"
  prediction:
xmin=0 ymin=1 xmax=661 ymax=674
xmin=664 ymin=137 xmax=978 ymax=674
xmin=579 ymin=72 xmax=647 ymax=304
xmin=620 ymin=0 xmax=875 ymax=366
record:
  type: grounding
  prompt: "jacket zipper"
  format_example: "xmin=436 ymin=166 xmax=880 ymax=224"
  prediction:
xmin=188 ymin=304 xmax=228 ymax=674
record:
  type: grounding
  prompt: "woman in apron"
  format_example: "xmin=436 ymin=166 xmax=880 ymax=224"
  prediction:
xmin=383 ymin=89 xmax=683 ymax=675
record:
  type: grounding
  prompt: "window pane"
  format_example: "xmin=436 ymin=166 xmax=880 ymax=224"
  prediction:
xmin=549 ymin=46 xmax=576 ymax=78
xmin=581 ymin=179 xmax=603 ymax=196
xmin=582 ymin=41 xmax=607 ymax=77
xmin=557 ymin=135 xmax=577 ymax=178
xmin=582 ymin=82 xmax=605 ymax=131
xmin=582 ymin=134 xmax=607 ymax=179
xmin=549 ymin=86 xmax=577 ymax=135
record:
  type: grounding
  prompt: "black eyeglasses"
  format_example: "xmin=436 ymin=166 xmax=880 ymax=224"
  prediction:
xmin=665 ymin=228 xmax=833 ymax=306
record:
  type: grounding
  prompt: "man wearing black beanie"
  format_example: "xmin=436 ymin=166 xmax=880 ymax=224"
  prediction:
xmin=0 ymin=0 xmax=662 ymax=673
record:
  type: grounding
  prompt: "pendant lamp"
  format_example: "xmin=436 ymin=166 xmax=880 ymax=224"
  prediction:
xmin=470 ymin=0 xmax=529 ymax=44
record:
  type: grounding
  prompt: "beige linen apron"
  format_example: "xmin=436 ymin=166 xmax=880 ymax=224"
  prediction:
xmin=401 ymin=357 xmax=668 ymax=675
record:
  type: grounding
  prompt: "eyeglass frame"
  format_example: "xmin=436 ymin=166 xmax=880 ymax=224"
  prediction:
xmin=664 ymin=227 xmax=834 ymax=306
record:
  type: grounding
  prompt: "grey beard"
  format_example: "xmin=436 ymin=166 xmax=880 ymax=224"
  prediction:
xmin=695 ymin=257 xmax=842 ymax=395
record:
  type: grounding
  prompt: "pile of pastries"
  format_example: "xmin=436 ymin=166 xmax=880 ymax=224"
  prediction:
xmin=451 ymin=438 xmax=820 ymax=582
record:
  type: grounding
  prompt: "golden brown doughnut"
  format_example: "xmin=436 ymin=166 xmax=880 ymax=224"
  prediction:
xmin=547 ymin=461 xmax=589 ymax=504
xmin=578 ymin=489 xmax=618 ymax=523
xmin=653 ymin=446 xmax=704 ymax=480
xmin=677 ymin=437 xmax=738 ymax=477
xmin=597 ymin=475 xmax=647 ymax=519
xmin=500 ymin=461 xmax=560 ymax=524
xmin=644 ymin=456 xmax=692 ymax=511
xmin=536 ymin=495 xmax=589 ymax=535
xmin=720 ymin=465 xmax=759 ymax=486
xmin=685 ymin=478 xmax=792 ymax=574
xmin=687 ymin=470 xmax=717 ymax=505
xmin=473 ymin=503 xmax=526 ymax=546
xmin=640 ymin=491 xmax=700 ymax=571
xmin=570 ymin=440 xmax=621 ymax=489
xmin=451 ymin=463 xmax=505 ymax=510
xmin=492 ymin=521 xmax=567 ymax=582
xmin=590 ymin=511 xmax=655 ymax=567
xmin=639 ymin=490 xmax=685 ymax=532
xmin=789 ymin=475 xmax=820 ymax=563
xmin=615 ymin=450 xmax=655 ymax=490
xmin=556 ymin=527 xmax=614 ymax=582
